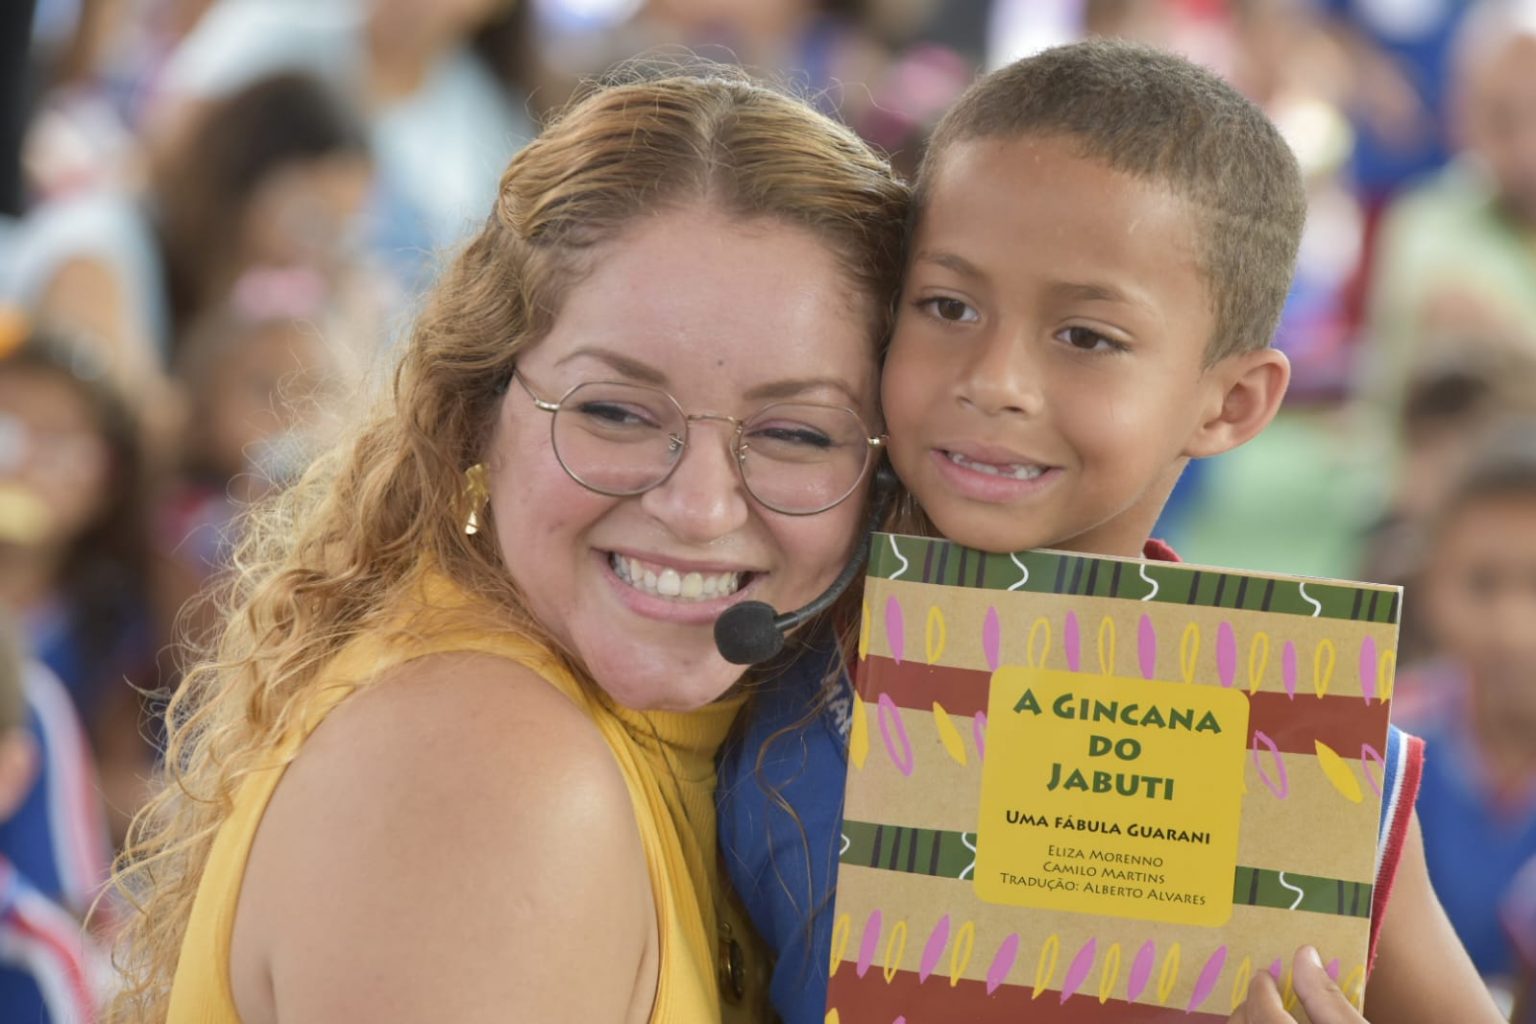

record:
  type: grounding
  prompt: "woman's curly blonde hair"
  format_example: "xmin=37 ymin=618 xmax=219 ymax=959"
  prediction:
xmin=105 ymin=67 xmax=910 ymax=1021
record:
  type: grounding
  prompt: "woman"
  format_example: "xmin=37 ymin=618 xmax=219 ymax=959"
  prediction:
xmin=107 ymin=71 xmax=908 ymax=1022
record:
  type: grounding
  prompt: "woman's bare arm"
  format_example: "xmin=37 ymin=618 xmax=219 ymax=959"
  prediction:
xmin=231 ymin=651 xmax=655 ymax=1024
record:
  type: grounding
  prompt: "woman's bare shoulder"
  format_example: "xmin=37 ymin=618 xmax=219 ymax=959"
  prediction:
xmin=316 ymin=649 xmax=615 ymax=773
xmin=231 ymin=651 xmax=653 ymax=1023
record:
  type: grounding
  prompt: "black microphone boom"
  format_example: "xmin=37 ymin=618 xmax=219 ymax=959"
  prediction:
xmin=714 ymin=466 xmax=898 ymax=666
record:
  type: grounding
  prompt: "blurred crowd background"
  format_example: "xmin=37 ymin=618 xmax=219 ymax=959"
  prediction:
xmin=2 ymin=0 xmax=1536 ymax=1019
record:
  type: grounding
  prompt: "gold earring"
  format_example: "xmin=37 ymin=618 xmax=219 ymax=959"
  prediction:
xmin=463 ymin=463 xmax=489 ymax=535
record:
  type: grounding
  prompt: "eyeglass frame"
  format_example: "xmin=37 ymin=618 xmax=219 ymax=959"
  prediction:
xmin=510 ymin=369 xmax=886 ymax=516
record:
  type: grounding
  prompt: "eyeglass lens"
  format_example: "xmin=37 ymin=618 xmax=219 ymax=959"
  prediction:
xmin=549 ymin=381 xmax=870 ymax=514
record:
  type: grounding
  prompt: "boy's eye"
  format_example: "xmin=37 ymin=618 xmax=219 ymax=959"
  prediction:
xmin=1058 ymin=326 xmax=1125 ymax=353
xmin=918 ymin=297 xmax=979 ymax=324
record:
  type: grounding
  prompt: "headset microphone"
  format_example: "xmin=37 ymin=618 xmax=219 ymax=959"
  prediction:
xmin=713 ymin=465 xmax=898 ymax=666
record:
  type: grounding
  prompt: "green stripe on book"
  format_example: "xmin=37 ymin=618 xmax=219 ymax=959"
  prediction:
xmin=1228 ymin=866 xmax=1373 ymax=919
xmin=842 ymin=820 xmax=978 ymax=880
xmin=840 ymin=820 xmax=1371 ymax=919
xmin=867 ymin=534 xmax=1399 ymax=624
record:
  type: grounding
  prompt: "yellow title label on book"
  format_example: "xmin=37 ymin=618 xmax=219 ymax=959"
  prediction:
xmin=974 ymin=667 xmax=1249 ymax=926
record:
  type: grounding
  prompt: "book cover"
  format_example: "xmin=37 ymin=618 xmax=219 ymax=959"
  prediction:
xmin=827 ymin=534 xmax=1401 ymax=1023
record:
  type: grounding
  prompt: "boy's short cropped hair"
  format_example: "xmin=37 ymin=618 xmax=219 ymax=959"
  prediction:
xmin=917 ymin=39 xmax=1307 ymax=361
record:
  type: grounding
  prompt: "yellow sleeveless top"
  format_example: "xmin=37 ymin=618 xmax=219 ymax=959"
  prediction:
xmin=166 ymin=576 xmax=748 ymax=1022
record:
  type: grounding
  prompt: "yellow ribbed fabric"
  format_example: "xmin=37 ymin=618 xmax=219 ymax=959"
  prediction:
xmin=167 ymin=575 xmax=744 ymax=1022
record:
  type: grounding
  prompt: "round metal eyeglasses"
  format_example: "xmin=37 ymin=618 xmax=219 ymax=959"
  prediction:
xmin=512 ymin=370 xmax=884 ymax=516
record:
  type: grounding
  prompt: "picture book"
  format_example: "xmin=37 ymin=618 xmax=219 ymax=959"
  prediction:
xmin=827 ymin=534 xmax=1402 ymax=1023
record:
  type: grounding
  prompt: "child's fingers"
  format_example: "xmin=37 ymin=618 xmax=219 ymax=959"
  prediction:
xmin=1232 ymin=952 xmax=1372 ymax=1024
xmin=1230 ymin=969 xmax=1287 ymax=1023
xmin=1291 ymin=946 xmax=1370 ymax=1024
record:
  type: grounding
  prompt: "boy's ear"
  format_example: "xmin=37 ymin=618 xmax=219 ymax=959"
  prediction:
xmin=1182 ymin=348 xmax=1290 ymax=459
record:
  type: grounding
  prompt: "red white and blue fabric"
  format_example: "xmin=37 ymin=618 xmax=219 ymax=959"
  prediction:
xmin=0 ymin=662 xmax=111 ymax=918
xmin=0 ymin=854 xmax=95 ymax=1023
xmin=1370 ymin=721 xmax=1423 ymax=964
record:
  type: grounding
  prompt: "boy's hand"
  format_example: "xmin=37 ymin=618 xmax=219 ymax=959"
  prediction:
xmin=1229 ymin=948 xmax=1368 ymax=1024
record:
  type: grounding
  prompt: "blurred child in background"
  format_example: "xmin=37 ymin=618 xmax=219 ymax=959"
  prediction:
xmin=1396 ymin=418 xmax=1536 ymax=1003
xmin=1360 ymin=346 xmax=1536 ymax=670
xmin=1366 ymin=2 xmax=1536 ymax=423
xmin=0 ymin=345 xmax=114 ymax=908
xmin=159 ymin=0 xmax=530 ymax=293
xmin=14 ymin=71 xmax=373 ymax=389
xmin=0 ymin=316 xmax=164 ymax=844
xmin=163 ymin=275 xmax=345 ymax=587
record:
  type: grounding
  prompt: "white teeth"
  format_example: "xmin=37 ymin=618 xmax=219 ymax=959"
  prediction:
xmin=658 ymin=569 xmax=681 ymax=597
xmin=945 ymin=450 xmax=1046 ymax=480
xmin=610 ymin=553 xmax=743 ymax=601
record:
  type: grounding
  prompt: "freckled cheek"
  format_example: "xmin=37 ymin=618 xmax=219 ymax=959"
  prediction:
xmin=492 ymin=461 xmax=609 ymax=579
xmin=774 ymin=513 xmax=862 ymax=596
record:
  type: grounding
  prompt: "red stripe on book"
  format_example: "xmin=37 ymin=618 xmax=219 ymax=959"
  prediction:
xmin=855 ymin=656 xmax=1392 ymax=756
xmin=827 ymin=964 xmax=1230 ymax=1022
xmin=1244 ymin=692 xmax=1392 ymax=757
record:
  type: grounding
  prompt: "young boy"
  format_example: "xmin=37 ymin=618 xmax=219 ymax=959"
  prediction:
xmin=718 ymin=39 xmax=1500 ymax=1024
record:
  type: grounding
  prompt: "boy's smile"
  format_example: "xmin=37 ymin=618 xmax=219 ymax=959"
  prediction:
xmin=883 ymin=134 xmax=1257 ymax=557
xmin=931 ymin=441 xmax=1058 ymax=499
